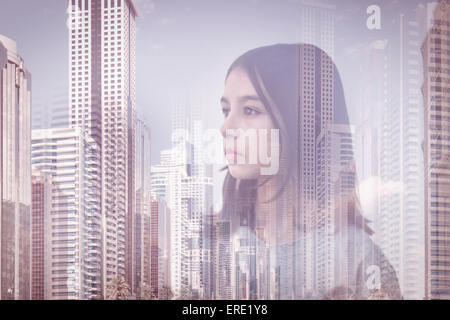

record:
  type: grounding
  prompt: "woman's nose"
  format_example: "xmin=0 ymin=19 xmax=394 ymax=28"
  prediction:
xmin=221 ymin=110 xmax=238 ymax=138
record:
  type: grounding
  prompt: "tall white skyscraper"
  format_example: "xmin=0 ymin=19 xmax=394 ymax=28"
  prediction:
xmin=352 ymin=39 xmax=389 ymax=251
xmin=150 ymin=109 xmax=213 ymax=298
xmin=297 ymin=0 xmax=335 ymax=59
xmin=151 ymin=162 xmax=170 ymax=200
xmin=348 ymin=4 xmax=427 ymax=300
xmin=31 ymin=127 xmax=102 ymax=299
xmin=294 ymin=2 xmax=336 ymax=298
xmin=134 ymin=118 xmax=151 ymax=296
xmin=163 ymin=145 xmax=190 ymax=298
xmin=376 ymin=6 xmax=427 ymax=300
xmin=67 ymin=0 xmax=137 ymax=295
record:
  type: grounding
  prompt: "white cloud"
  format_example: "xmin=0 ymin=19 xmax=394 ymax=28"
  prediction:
xmin=160 ymin=17 xmax=176 ymax=25
xmin=359 ymin=176 xmax=404 ymax=220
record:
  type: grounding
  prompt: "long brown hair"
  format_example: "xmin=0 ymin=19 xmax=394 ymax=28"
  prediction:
xmin=221 ymin=43 xmax=373 ymax=236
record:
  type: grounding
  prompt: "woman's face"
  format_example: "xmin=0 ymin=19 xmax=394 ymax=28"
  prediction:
xmin=220 ymin=67 xmax=277 ymax=180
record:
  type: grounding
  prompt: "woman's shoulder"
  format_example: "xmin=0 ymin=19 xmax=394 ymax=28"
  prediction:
xmin=331 ymin=224 xmax=402 ymax=299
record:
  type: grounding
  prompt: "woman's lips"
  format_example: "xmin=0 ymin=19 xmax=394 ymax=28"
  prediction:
xmin=225 ymin=149 xmax=243 ymax=163
xmin=226 ymin=153 xmax=237 ymax=162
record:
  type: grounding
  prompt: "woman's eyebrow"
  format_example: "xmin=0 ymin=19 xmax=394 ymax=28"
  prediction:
xmin=239 ymin=95 xmax=261 ymax=103
xmin=220 ymin=96 xmax=230 ymax=105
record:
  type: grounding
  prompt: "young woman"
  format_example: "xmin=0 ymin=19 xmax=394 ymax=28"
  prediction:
xmin=217 ymin=43 xmax=401 ymax=299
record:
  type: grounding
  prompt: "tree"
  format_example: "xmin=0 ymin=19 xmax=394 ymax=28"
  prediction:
xmin=176 ymin=287 xmax=196 ymax=300
xmin=140 ymin=283 xmax=157 ymax=300
xmin=159 ymin=285 xmax=174 ymax=300
xmin=105 ymin=276 xmax=131 ymax=300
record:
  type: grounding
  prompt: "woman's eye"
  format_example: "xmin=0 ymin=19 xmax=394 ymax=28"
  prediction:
xmin=243 ymin=106 xmax=261 ymax=116
xmin=222 ymin=108 xmax=230 ymax=117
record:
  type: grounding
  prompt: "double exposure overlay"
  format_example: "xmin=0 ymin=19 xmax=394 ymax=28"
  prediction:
xmin=0 ymin=0 xmax=449 ymax=300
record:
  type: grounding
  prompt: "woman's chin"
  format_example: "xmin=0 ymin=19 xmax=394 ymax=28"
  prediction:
xmin=228 ymin=164 xmax=260 ymax=180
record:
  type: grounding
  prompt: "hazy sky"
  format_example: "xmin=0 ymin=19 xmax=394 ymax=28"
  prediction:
xmin=0 ymin=0 xmax=433 ymax=210
xmin=0 ymin=0 xmax=428 ymax=164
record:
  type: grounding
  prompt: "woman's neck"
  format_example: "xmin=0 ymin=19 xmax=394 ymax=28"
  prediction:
xmin=254 ymin=175 xmax=283 ymax=245
xmin=255 ymin=173 xmax=300 ymax=245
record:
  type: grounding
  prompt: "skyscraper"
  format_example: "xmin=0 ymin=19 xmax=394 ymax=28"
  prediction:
xmin=32 ymin=127 xmax=102 ymax=299
xmin=315 ymin=124 xmax=355 ymax=295
xmin=422 ymin=0 xmax=450 ymax=300
xmin=151 ymin=109 xmax=213 ymax=299
xmin=149 ymin=194 xmax=170 ymax=299
xmin=151 ymin=150 xmax=171 ymax=200
xmin=67 ymin=0 xmax=137 ymax=295
xmin=32 ymin=87 xmax=69 ymax=130
xmin=134 ymin=118 xmax=151 ymax=296
xmin=163 ymin=145 xmax=189 ymax=298
xmin=345 ymin=3 xmax=428 ymax=299
xmin=353 ymin=39 xmax=389 ymax=247
xmin=31 ymin=170 xmax=52 ymax=300
xmin=297 ymin=0 xmax=335 ymax=59
xmin=295 ymin=1 xmax=336 ymax=298
xmin=297 ymin=43 xmax=335 ymax=297
xmin=0 ymin=34 xmax=32 ymax=300
xmin=212 ymin=217 xmax=231 ymax=299
xmin=377 ymin=7 xmax=426 ymax=300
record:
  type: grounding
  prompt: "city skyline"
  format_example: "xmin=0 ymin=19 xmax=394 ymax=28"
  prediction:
xmin=1 ymin=0 xmax=449 ymax=300
xmin=0 ymin=0 xmax=428 ymax=165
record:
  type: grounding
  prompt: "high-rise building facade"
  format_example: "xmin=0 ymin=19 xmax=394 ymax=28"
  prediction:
xmin=297 ymin=43 xmax=335 ymax=298
xmin=151 ymin=109 xmax=213 ymax=299
xmin=31 ymin=170 xmax=52 ymax=300
xmin=67 ymin=0 xmax=137 ymax=295
xmin=151 ymin=150 xmax=171 ymax=200
xmin=295 ymin=1 xmax=336 ymax=298
xmin=0 ymin=34 xmax=32 ymax=300
xmin=422 ymin=0 xmax=450 ymax=300
xmin=162 ymin=146 xmax=189 ymax=298
xmin=346 ymin=3 xmax=427 ymax=299
xmin=212 ymin=218 xmax=231 ymax=299
xmin=149 ymin=194 xmax=170 ymax=299
xmin=297 ymin=0 xmax=335 ymax=59
xmin=134 ymin=118 xmax=151 ymax=296
xmin=377 ymin=7 xmax=426 ymax=300
xmin=32 ymin=127 xmax=102 ymax=299
xmin=32 ymin=87 xmax=69 ymax=130
xmin=315 ymin=124 xmax=355 ymax=295
xmin=353 ymin=39 xmax=389 ymax=249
